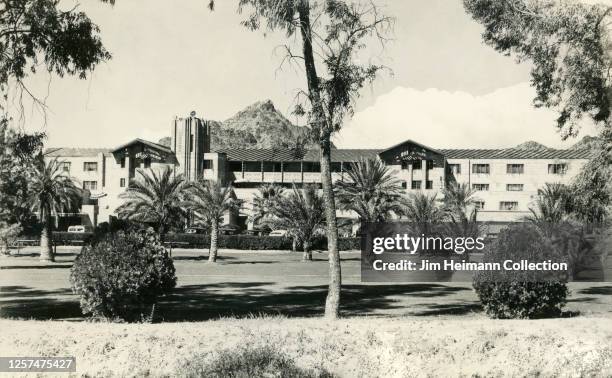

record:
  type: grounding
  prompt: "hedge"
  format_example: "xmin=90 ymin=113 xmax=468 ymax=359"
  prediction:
xmin=50 ymin=231 xmax=361 ymax=251
xmin=164 ymin=234 xmax=361 ymax=251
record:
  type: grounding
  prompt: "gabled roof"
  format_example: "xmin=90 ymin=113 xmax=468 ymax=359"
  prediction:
xmin=379 ymin=139 xmax=443 ymax=156
xmin=440 ymin=148 xmax=592 ymax=159
xmin=111 ymin=138 xmax=173 ymax=154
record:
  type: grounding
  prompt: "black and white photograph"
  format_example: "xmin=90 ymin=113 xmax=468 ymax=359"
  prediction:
xmin=1 ymin=0 xmax=612 ymax=376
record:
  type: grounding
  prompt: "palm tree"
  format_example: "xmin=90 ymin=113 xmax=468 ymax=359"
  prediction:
xmin=249 ymin=183 xmax=285 ymax=227
xmin=335 ymin=158 xmax=405 ymax=226
xmin=28 ymin=158 xmax=82 ymax=262
xmin=402 ymin=192 xmax=445 ymax=236
xmin=441 ymin=182 xmax=482 ymax=240
xmin=269 ymin=184 xmax=325 ymax=261
xmin=117 ymin=167 xmax=186 ymax=240
xmin=527 ymin=183 xmax=573 ymax=225
xmin=184 ymin=180 xmax=242 ymax=263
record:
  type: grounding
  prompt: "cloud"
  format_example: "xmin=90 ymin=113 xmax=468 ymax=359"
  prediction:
xmin=335 ymin=82 xmax=599 ymax=150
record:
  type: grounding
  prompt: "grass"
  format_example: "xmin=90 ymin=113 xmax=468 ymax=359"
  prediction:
xmin=1 ymin=317 xmax=611 ymax=377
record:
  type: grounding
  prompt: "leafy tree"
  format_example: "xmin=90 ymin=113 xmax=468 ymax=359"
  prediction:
xmin=335 ymin=158 xmax=404 ymax=224
xmin=209 ymin=0 xmax=393 ymax=318
xmin=184 ymin=180 xmax=243 ymax=263
xmin=268 ymin=184 xmax=325 ymax=261
xmin=0 ymin=0 xmax=110 ymax=111
xmin=27 ymin=157 xmax=81 ymax=261
xmin=117 ymin=167 xmax=186 ymax=240
xmin=463 ymin=0 xmax=612 ymax=221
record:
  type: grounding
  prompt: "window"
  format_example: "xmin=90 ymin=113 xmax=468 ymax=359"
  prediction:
xmin=303 ymin=162 xmax=321 ymax=173
xmin=475 ymin=201 xmax=485 ymax=210
xmin=331 ymin=162 xmax=342 ymax=173
xmin=190 ymin=134 xmax=194 ymax=152
xmin=229 ymin=161 xmax=243 ymax=171
xmin=426 ymin=160 xmax=434 ymax=170
xmin=120 ymin=178 xmax=126 ymax=188
xmin=83 ymin=181 xmax=97 ymax=191
xmin=506 ymin=184 xmax=524 ymax=191
xmin=425 ymin=180 xmax=433 ymax=189
xmin=411 ymin=180 xmax=422 ymax=190
xmin=283 ymin=162 xmax=301 ymax=173
xmin=412 ymin=161 xmax=422 ymax=170
xmin=506 ymin=164 xmax=524 ymax=174
xmin=83 ymin=162 xmax=98 ymax=172
xmin=120 ymin=157 xmax=126 ymax=168
xmin=472 ymin=183 xmax=489 ymax=191
xmin=61 ymin=162 xmax=71 ymax=173
xmin=203 ymin=160 xmax=213 ymax=170
xmin=401 ymin=161 xmax=409 ymax=170
xmin=401 ymin=182 xmax=408 ymax=189
xmin=448 ymin=164 xmax=461 ymax=175
xmin=144 ymin=157 xmax=151 ymax=169
xmin=548 ymin=163 xmax=567 ymax=175
xmin=499 ymin=201 xmax=519 ymax=211
xmin=472 ymin=164 xmax=490 ymax=174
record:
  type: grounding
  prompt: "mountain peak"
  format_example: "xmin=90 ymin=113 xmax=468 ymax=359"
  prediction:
xmin=514 ymin=141 xmax=549 ymax=150
xmin=571 ymin=135 xmax=601 ymax=150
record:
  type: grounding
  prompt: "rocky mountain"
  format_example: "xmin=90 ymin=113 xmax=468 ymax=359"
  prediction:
xmin=514 ymin=141 xmax=549 ymax=150
xmin=210 ymin=100 xmax=314 ymax=151
xmin=570 ymin=135 xmax=601 ymax=150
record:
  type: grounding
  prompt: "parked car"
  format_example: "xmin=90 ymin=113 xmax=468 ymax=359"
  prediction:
xmin=219 ymin=224 xmax=241 ymax=235
xmin=184 ymin=227 xmax=208 ymax=234
xmin=269 ymin=230 xmax=288 ymax=237
xmin=67 ymin=225 xmax=87 ymax=233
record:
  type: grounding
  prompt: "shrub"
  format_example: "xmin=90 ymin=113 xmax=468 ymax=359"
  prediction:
xmin=473 ymin=223 xmax=569 ymax=319
xmin=178 ymin=345 xmax=335 ymax=378
xmin=70 ymin=229 xmax=176 ymax=322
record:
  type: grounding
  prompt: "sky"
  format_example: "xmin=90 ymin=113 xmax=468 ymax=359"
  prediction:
xmin=13 ymin=0 xmax=601 ymax=149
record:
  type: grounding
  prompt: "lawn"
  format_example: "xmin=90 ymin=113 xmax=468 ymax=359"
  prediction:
xmin=1 ymin=247 xmax=612 ymax=377
xmin=2 ymin=247 xmax=612 ymax=320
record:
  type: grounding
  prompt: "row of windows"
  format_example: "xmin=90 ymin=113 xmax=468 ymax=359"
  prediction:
xmin=448 ymin=163 xmax=568 ymax=175
xmin=62 ymin=158 xmax=153 ymax=174
xmin=473 ymin=201 xmax=520 ymax=211
xmin=472 ymin=183 xmax=525 ymax=192
xmin=400 ymin=180 xmax=434 ymax=190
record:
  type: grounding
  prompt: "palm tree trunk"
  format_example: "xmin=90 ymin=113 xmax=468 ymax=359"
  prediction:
xmin=302 ymin=239 xmax=312 ymax=261
xmin=209 ymin=220 xmax=218 ymax=263
xmin=40 ymin=213 xmax=54 ymax=262
xmin=298 ymin=2 xmax=341 ymax=319
xmin=292 ymin=236 xmax=298 ymax=253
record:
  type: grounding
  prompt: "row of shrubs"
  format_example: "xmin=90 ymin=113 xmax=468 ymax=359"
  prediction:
xmin=51 ymin=232 xmax=362 ymax=251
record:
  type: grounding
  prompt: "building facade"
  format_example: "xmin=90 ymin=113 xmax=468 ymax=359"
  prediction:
xmin=44 ymin=113 xmax=591 ymax=231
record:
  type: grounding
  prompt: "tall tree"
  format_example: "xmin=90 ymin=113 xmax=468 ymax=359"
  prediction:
xmin=269 ymin=184 xmax=325 ymax=261
xmin=463 ymin=0 xmax=612 ymax=220
xmin=28 ymin=157 xmax=81 ymax=261
xmin=210 ymin=0 xmax=393 ymax=319
xmin=335 ymin=158 xmax=404 ymax=224
xmin=184 ymin=180 xmax=243 ymax=263
xmin=117 ymin=167 xmax=186 ymax=240
xmin=249 ymin=183 xmax=285 ymax=226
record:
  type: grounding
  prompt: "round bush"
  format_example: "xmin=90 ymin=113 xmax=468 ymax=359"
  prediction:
xmin=70 ymin=229 xmax=176 ymax=322
xmin=473 ymin=223 xmax=569 ymax=319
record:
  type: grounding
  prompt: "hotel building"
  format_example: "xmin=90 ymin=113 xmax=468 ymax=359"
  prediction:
xmin=44 ymin=113 xmax=591 ymax=231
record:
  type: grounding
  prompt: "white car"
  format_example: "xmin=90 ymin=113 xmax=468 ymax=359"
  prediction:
xmin=67 ymin=225 xmax=86 ymax=233
xmin=268 ymin=230 xmax=288 ymax=237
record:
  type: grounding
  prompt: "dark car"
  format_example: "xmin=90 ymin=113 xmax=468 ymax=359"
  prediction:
xmin=219 ymin=224 xmax=241 ymax=235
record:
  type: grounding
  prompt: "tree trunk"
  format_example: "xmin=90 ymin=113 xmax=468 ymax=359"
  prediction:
xmin=40 ymin=213 xmax=54 ymax=262
xmin=302 ymin=239 xmax=312 ymax=261
xmin=209 ymin=220 xmax=218 ymax=263
xmin=320 ymin=139 xmax=341 ymax=319
xmin=292 ymin=236 xmax=298 ymax=253
xmin=298 ymin=1 xmax=341 ymax=319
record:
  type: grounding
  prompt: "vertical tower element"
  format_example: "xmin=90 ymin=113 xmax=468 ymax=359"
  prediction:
xmin=170 ymin=111 xmax=210 ymax=181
